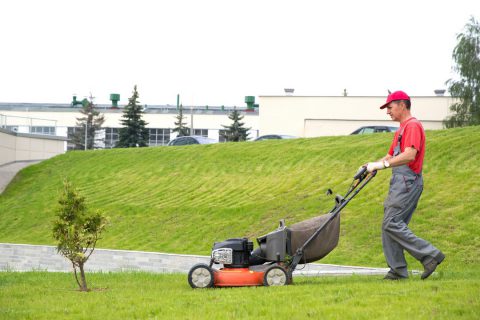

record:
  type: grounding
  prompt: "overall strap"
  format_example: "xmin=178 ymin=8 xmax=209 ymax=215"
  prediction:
xmin=393 ymin=127 xmax=404 ymax=156
xmin=393 ymin=122 xmax=422 ymax=177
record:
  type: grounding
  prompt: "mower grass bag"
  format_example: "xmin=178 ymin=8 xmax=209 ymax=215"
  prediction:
xmin=288 ymin=212 xmax=340 ymax=263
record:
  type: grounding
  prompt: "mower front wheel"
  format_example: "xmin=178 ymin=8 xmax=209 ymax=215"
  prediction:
xmin=263 ymin=265 xmax=288 ymax=286
xmin=188 ymin=263 xmax=214 ymax=289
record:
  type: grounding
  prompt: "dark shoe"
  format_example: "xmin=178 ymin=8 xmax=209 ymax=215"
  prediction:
xmin=421 ymin=253 xmax=445 ymax=280
xmin=383 ymin=271 xmax=406 ymax=280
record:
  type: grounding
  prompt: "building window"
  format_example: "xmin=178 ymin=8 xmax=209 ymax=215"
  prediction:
xmin=149 ymin=128 xmax=171 ymax=146
xmin=105 ymin=128 xmax=119 ymax=149
xmin=67 ymin=127 xmax=77 ymax=138
xmin=193 ymin=129 xmax=208 ymax=137
xmin=219 ymin=130 xmax=227 ymax=142
xmin=30 ymin=126 xmax=56 ymax=135
xmin=5 ymin=126 xmax=18 ymax=132
xmin=67 ymin=127 xmax=80 ymax=150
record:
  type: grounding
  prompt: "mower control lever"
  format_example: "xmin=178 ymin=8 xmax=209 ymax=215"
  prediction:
xmin=335 ymin=194 xmax=345 ymax=205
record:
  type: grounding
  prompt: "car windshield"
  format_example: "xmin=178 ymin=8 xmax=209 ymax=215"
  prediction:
xmin=168 ymin=136 xmax=218 ymax=146
xmin=194 ymin=136 xmax=217 ymax=144
xmin=361 ymin=127 xmax=375 ymax=134
xmin=351 ymin=126 xmax=399 ymax=135
xmin=171 ymin=137 xmax=197 ymax=145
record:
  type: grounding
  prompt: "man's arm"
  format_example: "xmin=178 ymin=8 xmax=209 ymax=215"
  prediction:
xmin=367 ymin=148 xmax=417 ymax=172
xmin=386 ymin=147 xmax=417 ymax=168
xmin=378 ymin=154 xmax=393 ymax=162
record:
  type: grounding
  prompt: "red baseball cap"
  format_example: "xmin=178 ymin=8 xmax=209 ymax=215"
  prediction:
xmin=380 ymin=91 xmax=410 ymax=109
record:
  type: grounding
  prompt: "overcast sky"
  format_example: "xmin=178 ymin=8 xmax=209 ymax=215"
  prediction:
xmin=0 ymin=0 xmax=479 ymax=106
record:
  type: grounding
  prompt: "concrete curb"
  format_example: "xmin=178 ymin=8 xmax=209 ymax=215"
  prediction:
xmin=0 ymin=243 xmax=394 ymax=276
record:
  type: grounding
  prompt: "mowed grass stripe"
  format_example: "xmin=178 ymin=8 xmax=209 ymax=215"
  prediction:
xmin=0 ymin=126 xmax=478 ymax=271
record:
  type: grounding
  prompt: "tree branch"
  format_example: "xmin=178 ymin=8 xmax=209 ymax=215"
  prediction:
xmin=72 ymin=262 xmax=81 ymax=289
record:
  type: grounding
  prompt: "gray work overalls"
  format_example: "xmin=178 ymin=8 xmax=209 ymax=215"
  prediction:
xmin=382 ymin=127 xmax=443 ymax=278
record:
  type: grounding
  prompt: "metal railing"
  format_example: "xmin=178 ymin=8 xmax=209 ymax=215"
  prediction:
xmin=0 ymin=114 xmax=58 ymax=136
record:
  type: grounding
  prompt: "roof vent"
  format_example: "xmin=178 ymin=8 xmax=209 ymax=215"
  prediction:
xmin=72 ymin=94 xmax=83 ymax=107
xmin=434 ymin=89 xmax=446 ymax=96
xmin=245 ymin=96 xmax=255 ymax=110
xmin=110 ymin=93 xmax=120 ymax=108
xmin=284 ymin=88 xmax=294 ymax=96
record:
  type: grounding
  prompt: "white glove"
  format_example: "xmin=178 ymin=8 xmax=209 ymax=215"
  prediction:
xmin=366 ymin=161 xmax=385 ymax=172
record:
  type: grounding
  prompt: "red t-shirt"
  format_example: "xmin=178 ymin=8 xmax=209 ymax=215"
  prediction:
xmin=388 ymin=117 xmax=425 ymax=174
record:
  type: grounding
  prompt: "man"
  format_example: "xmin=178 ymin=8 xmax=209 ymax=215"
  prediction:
xmin=365 ymin=90 xmax=444 ymax=280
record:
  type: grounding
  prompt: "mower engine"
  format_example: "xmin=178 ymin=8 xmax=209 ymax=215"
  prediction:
xmin=211 ymin=238 xmax=253 ymax=268
xmin=187 ymin=235 xmax=290 ymax=288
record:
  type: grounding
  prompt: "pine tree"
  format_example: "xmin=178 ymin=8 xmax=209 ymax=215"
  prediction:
xmin=172 ymin=104 xmax=190 ymax=137
xmin=52 ymin=179 xmax=108 ymax=292
xmin=444 ymin=16 xmax=480 ymax=128
xmin=71 ymin=95 xmax=105 ymax=150
xmin=221 ymin=108 xmax=250 ymax=142
xmin=116 ymin=85 xmax=149 ymax=147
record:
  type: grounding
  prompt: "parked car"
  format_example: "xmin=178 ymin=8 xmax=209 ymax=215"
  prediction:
xmin=167 ymin=135 xmax=218 ymax=146
xmin=254 ymin=134 xmax=298 ymax=141
xmin=350 ymin=126 xmax=398 ymax=135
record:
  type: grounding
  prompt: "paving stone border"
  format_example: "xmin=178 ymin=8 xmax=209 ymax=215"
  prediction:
xmin=0 ymin=243 xmax=391 ymax=276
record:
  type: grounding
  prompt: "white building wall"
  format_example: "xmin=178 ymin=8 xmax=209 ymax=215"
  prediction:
xmin=259 ymin=96 xmax=454 ymax=137
xmin=0 ymin=109 xmax=260 ymax=140
xmin=1 ymin=95 xmax=453 ymax=144
xmin=0 ymin=131 xmax=16 ymax=164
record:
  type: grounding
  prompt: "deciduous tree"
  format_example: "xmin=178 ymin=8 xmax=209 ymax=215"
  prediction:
xmin=71 ymin=95 xmax=105 ymax=150
xmin=444 ymin=16 xmax=480 ymax=128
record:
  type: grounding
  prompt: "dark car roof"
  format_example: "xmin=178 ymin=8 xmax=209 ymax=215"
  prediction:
xmin=254 ymin=134 xmax=298 ymax=141
xmin=167 ymin=135 xmax=218 ymax=146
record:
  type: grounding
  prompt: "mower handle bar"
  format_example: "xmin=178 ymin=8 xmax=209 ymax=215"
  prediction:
xmin=343 ymin=166 xmax=372 ymax=199
xmin=287 ymin=169 xmax=376 ymax=274
xmin=353 ymin=166 xmax=367 ymax=180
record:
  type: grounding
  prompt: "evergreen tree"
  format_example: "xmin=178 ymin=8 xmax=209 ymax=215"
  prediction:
xmin=116 ymin=85 xmax=149 ymax=147
xmin=221 ymin=108 xmax=250 ymax=142
xmin=71 ymin=95 xmax=105 ymax=150
xmin=444 ymin=16 xmax=480 ymax=128
xmin=172 ymin=104 xmax=190 ymax=137
xmin=52 ymin=179 xmax=108 ymax=292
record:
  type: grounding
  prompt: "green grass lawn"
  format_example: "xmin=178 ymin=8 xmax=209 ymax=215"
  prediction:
xmin=1 ymin=271 xmax=479 ymax=320
xmin=1 ymin=126 xmax=479 ymax=319
xmin=0 ymin=126 xmax=479 ymax=272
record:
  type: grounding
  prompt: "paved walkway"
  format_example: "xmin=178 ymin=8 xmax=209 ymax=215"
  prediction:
xmin=0 ymin=161 xmax=41 ymax=193
xmin=0 ymin=243 xmax=399 ymax=277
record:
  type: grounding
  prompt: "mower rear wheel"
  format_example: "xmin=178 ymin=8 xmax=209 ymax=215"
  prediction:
xmin=263 ymin=265 xmax=288 ymax=286
xmin=188 ymin=264 xmax=214 ymax=289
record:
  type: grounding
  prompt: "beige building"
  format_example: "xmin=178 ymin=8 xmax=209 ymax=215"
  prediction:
xmin=0 ymin=94 xmax=453 ymax=153
xmin=258 ymin=95 xmax=453 ymax=137
xmin=0 ymin=104 xmax=259 ymax=149
xmin=0 ymin=128 xmax=67 ymax=166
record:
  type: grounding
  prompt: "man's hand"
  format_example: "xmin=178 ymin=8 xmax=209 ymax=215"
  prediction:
xmin=366 ymin=161 xmax=385 ymax=172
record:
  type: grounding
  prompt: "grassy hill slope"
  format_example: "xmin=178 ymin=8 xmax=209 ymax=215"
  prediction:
xmin=0 ymin=126 xmax=479 ymax=270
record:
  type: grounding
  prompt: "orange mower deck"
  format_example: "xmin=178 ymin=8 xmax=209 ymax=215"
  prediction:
xmin=213 ymin=268 xmax=265 ymax=287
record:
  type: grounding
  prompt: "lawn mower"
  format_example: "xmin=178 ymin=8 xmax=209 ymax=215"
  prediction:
xmin=187 ymin=166 xmax=376 ymax=288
